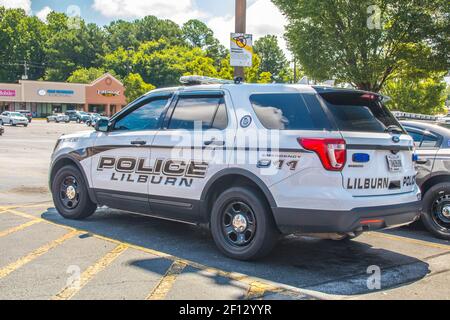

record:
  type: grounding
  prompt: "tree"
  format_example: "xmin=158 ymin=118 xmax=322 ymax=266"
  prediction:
xmin=383 ymin=72 xmax=448 ymax=115
xmin=253 ymin=35 xmax=290 ymax=82
xmin=123 ymin=73 xmax=155 ymax=102
xmin=104 ymin=20 xmax=139 ymax=52
xmin=0 ymin=7 xmax=48 ymax=82
xmin=44 ymin=12 xmax=106 ymax=81
xmin=272 ymin=0 xmax=449 ymax=92
xmin=67 ymin=67 xmax=120 ymax=84
xmin=182 ymin=19 xmax=227 ymax=65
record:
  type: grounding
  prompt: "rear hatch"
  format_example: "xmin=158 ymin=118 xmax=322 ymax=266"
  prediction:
xmin=318 ymin=90 xmax=416 ymax=197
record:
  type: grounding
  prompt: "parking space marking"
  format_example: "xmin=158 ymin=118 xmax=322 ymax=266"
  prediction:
xmin=147 ymin=260 xmax=187 ymax=300
xmin=3 ymin=206 xmax=316 ymax=300
xmin=246 ymin=281 xmax=281 ymax=300
xmin=0 ymin=220 xmax=41 ymax=238
xmin=369 ymin=232 xmax=450 ymax=251
xmin=0 ymin=230 xmax=80 ymax=279
xmin=53 ymin=244 xmax=128 ymax=300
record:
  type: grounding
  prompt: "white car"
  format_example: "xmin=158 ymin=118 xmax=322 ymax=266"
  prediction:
xmin=0 ymin=111 xmax=29 ymax=126
xmin=47 ymin=113 xmax=70 ymax=123
xmin=49 ymin=76 xmax=422 ymax=260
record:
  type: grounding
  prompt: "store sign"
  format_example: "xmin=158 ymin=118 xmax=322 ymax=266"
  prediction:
xmin=97 ymin=90 xmax=120 ymax=97
xmin=37 ymin=89 xmax=74 ymax=97
xmin=0 ymin=89 xmax=16 ymax=97
xmin=230 ymin=33 xmax=253 ymax=67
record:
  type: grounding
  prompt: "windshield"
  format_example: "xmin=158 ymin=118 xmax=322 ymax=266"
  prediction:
xmin=319 ymin=91 xmax=405 ymax=133
xmin=11 ymin=112 xmax=24 ymax=117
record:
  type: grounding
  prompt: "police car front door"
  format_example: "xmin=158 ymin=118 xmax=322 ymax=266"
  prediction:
xmin=91 ymin=95 xmax=172 ymax=213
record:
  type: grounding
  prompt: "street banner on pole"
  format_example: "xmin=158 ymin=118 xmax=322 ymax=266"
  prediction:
xmin=230 ymin=33 xmax=253 ymax=67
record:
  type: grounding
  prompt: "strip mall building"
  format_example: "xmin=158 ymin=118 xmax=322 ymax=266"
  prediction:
xmin=0 ymin=73 xmax=127 ymax=117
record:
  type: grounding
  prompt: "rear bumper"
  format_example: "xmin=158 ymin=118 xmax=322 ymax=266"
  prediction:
xmin=272 ymin=201 xmax=422 ymax=234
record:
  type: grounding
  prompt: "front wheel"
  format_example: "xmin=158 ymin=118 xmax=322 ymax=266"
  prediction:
xmin=52 ymin=165 xmax=97 ymax=220
xmin=210 ymin=187 xmax=279 ymax=260
xmin=422 ymin=183 xmax=450 ymax=240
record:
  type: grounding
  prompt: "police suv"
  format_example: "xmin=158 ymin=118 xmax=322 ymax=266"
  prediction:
xmin=50 ymin=77 xmax=421 ymax=260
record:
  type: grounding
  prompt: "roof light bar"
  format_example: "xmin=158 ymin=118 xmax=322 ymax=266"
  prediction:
xmin=179 ymin=75 xmax=235 ymax=86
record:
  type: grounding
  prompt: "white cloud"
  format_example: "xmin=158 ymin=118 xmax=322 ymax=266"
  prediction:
xmin=36 ymin=6 xmax=52 ymax=22
xmin=92 ymin=0 xmax=205 ymax=25
xmin=0 ymin=0 xmax=31 ymax=14
xmin=207 ymin=0 xmax=291 ymax=59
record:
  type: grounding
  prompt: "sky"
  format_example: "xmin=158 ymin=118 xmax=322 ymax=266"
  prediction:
xmin=1 ymin=0 xmax=291 ymax=58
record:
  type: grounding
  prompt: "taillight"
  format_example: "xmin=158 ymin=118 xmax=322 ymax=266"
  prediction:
xmin=299 ymin=138 xmax=347 ymax=171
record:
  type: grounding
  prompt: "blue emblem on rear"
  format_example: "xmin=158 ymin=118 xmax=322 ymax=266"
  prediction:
xmin=353 ymin=153 xmax=370 ymax=163
xmin=392 ymin=136 xmax=400 ymax=143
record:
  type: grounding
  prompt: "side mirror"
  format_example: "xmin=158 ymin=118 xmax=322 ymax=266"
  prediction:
xmin=95 ymin=118 xmax=110 ymax=132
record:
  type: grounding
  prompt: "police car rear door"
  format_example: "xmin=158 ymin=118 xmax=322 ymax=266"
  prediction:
xmin=318 ymin=90 xmax=416 ymax=196
xmin=149 ymin=89 xmax=235 ymax=222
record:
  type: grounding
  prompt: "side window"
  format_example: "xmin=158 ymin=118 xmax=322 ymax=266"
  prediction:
xmin=113 ymin=98 xmax=169 ymax=131
xmin=168 ymin=96 xmax=228 ymax=130
xmin=421 ymin=133 xmax=440 ymax=148
xmin=405 ymin=129 xmax=424 ymax=147
xmin=250 ymin=93 xmax=331 ymax=130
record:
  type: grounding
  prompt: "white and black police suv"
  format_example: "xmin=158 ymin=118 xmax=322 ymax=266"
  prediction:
xmin=50 ymin=76 xmax=421 ymax=260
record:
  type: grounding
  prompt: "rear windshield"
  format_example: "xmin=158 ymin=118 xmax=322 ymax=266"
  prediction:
xmin=250 ymin=93 xmax=331 ymax=130
xmin=319 ymin=92 xmax=403 ymax=133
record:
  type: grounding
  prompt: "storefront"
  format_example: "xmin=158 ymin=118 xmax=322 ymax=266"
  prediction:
xmin=0 ymin=73 xmax=127 ymax=117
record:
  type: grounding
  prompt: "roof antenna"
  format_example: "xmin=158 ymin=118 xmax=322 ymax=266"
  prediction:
xmin=234 ymin=77 xmax=243 ymax=84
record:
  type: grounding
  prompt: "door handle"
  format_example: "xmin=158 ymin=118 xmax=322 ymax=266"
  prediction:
xmin=130 ymin=140 xmax=147 ymax=146
xmin=204 ymin=139 xmax=225 ymax=146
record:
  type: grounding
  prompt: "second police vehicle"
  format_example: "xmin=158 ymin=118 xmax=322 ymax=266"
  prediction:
xmin=49 ymin=77 xmax=421 ymax=260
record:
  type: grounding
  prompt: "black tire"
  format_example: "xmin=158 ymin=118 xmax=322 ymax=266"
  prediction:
xmin=51 ymin=165 xmax=97 ymax=220
xmin=210 ymin=187 xmax=279 ymax=260
xmin=76 ymin=118 xmax=81 ymax=123
xmin=421 ymin=182 xmax=450 ymax=240
xmin=46 ymin=119 xmax=50 ymax=122
xmin=24 ymin=124 xmax=28 ymax=127
xmin=0 ymin=119 xmax=3 ymax=125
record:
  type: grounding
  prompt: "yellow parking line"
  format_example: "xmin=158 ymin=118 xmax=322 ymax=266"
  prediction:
xmin=147 ymin=260 xmax=187 ymax=300
xmin=5 ymin=208 xmax=310 ymax=299
xmin=0 ymin=230 xmax=80 ymax=279
xmin=4 ymin=209 xmax=38 ymax=221
xmin=0 ymin=220 xmax=41 ymax=238
xmin=246 ymin=281 xmax=281 ymax=300
xmin=53 ymin=244 xmax=128 ymax=300
xmin=369 ymin=232 xmax=450 ymax=251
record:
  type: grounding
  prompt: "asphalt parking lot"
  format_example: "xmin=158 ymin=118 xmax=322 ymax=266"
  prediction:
xmin=0 ymin=120 xmax=449 ymax=300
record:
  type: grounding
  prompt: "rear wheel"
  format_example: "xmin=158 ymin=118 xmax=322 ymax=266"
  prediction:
xmin=0 ymin=119 xmax=3 ymax=125
xmin=210 ymin=187 xmax=278 ymax=260
xmin=52 ymin=165 xmax=97 ymax=220
xmin=422 ymin=183 xmax=450 ymax=240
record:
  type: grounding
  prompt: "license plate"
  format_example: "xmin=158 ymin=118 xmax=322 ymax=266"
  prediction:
xmin=387 ymin=155 xmax=402 ymax=172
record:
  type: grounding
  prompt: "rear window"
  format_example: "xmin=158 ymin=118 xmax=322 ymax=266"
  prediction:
xmin=250 ymin=93 xmax=331 ymax=130
xmin=319 ymin=92 xmax=403 ymax=133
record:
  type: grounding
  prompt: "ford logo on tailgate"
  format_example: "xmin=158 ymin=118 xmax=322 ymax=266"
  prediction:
xmin=392 ymin=136 xmax=400 ymax=143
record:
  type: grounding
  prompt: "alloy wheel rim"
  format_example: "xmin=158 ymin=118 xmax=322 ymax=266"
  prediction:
xmin=59 ymin=175 xmax=80 ymax=209
xmin=431 ymin=193 xmax=450 ymax=229
xmin=221 ymin=201 xmax=256 ymax=247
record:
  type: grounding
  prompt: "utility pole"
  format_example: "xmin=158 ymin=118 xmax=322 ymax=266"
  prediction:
xmin=22 ymin=60 xmax=29 ymax=80
xmin=234 ymin=0 xmax=246 ymax=80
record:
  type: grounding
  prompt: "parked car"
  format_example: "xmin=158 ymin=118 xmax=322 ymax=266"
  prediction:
xmin=86 ymin=113 xmax=101 ymax=127
xmin=0 ymin=124 xmax=4 ymax=136
xmin=401 ymin=120 xmax=450 ymax=240
xmin=49 ymin=77 xmax=421 ymax=260
xmin=47 ymin=113 xmax=70 ymax=123
xmin=16 ymin=110 xmax=33 ymax=122
xmin=65 ymin=110 xmax=90 ymax=123
xmin=0 ymin=111 xmax=29 ymax=126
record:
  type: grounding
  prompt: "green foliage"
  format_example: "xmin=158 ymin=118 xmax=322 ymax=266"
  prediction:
xmin=254 ymin=35 xmax=290 ymax=82
xmin=273 ymin=0 xmax=449 ymax=92
xmin=383 ymin=73 xmax=448 ymax=115
xmin=0 ymin=7 xmax=47 ymax=82
xmin=67 ymin=67 xmax=120 ymax=84
xmin=123 ymin=73 xmax=155 ymax=103
xmin=218 ymin=54 xmax=272 ymax=83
